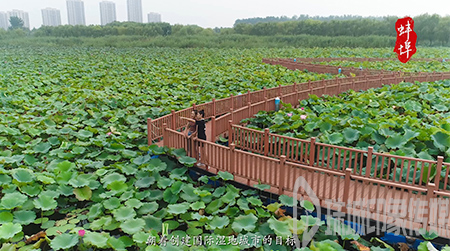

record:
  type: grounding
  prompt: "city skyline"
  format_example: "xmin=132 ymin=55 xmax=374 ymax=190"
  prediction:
xmin=0 ymin=12 xmax=8 ymax=30
xmin=0 ymin=0 xmax=449 ymax=30
xmin=66 ymin=0 xmax=86 ymax=25
xmin=100 ymin=1 xmax=116 ymax=25
xmin=127 ymin=0 xmax=142 ymax=23
xmin=42 ymin=8 xmax=61 ymax=27
xmin=8 ymin=9 xmax=30 ymax=29
xmin=148 ymin=12 xmax=161 ymax=23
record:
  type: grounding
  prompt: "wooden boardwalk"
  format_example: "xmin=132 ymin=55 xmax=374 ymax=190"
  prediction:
xmin=204 ymin=163 xmax=450 ymax=238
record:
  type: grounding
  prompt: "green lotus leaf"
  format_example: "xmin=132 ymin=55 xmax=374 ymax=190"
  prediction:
xmin=327 ymin=132 xmax=344 ymax=144
xmin=73 ymin=186 xmax=92 ymax=201
xmin=231 ymin=213 xmax=257 ymax=233
xmin=107 ymin=180 xmax=128 ymax=194
xmin=84 ymin=231 xmax=109 ymax=248
xmin=178 ymin=156 xmax=197 ymax=166
xmin=385 ymin=133 xmax=406 ymax=149
xmin=208 ymin=216 xmax=230 ymax=230
xmin=217 ymin=171 xmax=234 ymax=181
xmin=120 ymin=218 xmax=145 ymax=235
xmin=167 ymin=202 xmax=190 ymax=214
xmin=89 ymin=216 xmax=113 ymax=231
xmin=1 ymin=192 xmax=28 ymax=210
xmin=36 ymin=174 xmax=55 ymax=184
xmin=253 ymin=184 xmax=271 ymax=190
xmin=190 ymin=201 xmax=206 ymax=210
xmin=13 ymin=210 xmax=36 ymax=225
xmin=431 ymin=132 xmax=450 ymax=151
xmin=342 ymin=128 xmax=360 ymax=143
xmin=0 ymin=212 xmax=13 ymax=224
xmin=264 ymin=202 xmax=280 ymax=213
xmin=300 ymin=200 xmax=315 ymax=211
xmin=113 ymin=207 xmax=136 ymax=222
xmin=12 ymin=168 xmax=35 ymax=183
xmin=138 ymin=202 xmax=159 ymax=215
xmin=132 ymin=232 xmax=151 ymax=244
xmin=267 ymin=216 xmax=291 ymax=238
xmin=0 ymin=223 xmax=22 ymax=240
xmin=78 ymin=129 xmax=93 ymax=139
xmin=33 ymin=194 xmax=57 ymax=211
xmin=125 ymin=198 xmax=143 ymax=209
xmin=101 ymin=173 xmax=127 ymax=186
xmin=279 ymin=194 xmax=297 ymax=207
xmin=206 ymin=199 xmax=224 ymax=214
xmin=103 ymin=197 xmax=121 ymax=210
xmin=20 ymin=184 xmax=41 ymax=196
xmin=33 ymin=142 xmax=52 ymax=153
xmin=247 ymin=197 xmax=263 ymax=207
xmin=133 ymin=155 xmax=150 ymax=165
xmin=135 ymin=177 xmax=156 ymax=188
xmin=121 ymin=149 xmax=137 ymax=158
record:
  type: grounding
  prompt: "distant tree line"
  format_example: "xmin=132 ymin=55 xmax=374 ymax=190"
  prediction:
xmin=234 ymin=14 xmax=385 ymax=25
xmin=233 ymin=14 xmax=450 ymax=46
xmin=1 ymin=14 xmax=448 ymax=47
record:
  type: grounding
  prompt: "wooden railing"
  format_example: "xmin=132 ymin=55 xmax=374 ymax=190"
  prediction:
xmin=150 ymin=58 xmax=450 ymax=235
xmin=162 ymin=128 xmax=450 ymax=235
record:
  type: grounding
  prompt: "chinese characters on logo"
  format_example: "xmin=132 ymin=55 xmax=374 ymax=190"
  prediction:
xmin=394 ymin=17 xmax=417 ymax=63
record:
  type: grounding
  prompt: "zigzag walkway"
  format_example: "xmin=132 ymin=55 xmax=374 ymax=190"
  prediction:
xmin=150 ymin=57 xmax=450 ymax=238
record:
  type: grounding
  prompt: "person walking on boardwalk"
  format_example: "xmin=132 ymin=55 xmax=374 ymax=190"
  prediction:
xmin=183 ymin=110 xmax=198 ymax=137
xmin=195 ymin=110 xmax=208 ymax=167
xmin=181 ymin=110 xmax=198 ymax=155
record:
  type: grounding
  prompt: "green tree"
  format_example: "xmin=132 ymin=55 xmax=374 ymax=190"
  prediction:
xmin=9 ymin=16 xmax=24 ymax=30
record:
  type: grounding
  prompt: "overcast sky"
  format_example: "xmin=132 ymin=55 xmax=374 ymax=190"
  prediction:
xmin=1 ymin=0 xmax=450 ymax=29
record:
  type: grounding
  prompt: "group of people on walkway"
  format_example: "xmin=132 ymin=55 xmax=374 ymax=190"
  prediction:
xmin=181 ymin=110 xmax=207 ymax=167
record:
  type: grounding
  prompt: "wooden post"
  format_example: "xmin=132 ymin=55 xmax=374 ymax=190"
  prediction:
xmin=264 ymin=97 xmax=268 ymax=111
xmin=279 ymin=155 xmax=287 ymax=194
xmin=309 ymin=137 xmax=316 ymax=166
xmin=278 ymin=84 xmax=282 ymax=97
xmin=366 ymin=147 xmax=373 ymax=178
xmin=342 ymin=168 xmax=352 ymax=214
xmin=171 ymin=110 xmax=176 ymax=129
xmin=230 ymin=94 xmax=234 ymax=111
xmin=210 ymin=116 xmax=216 ymax=142
xmin=425 ymin=183 xmax=436 ymax=231
xmin=263 ymin=87 xmax=267 ymax=100
xmin=435 ymin=156 xmax=444 ymax=188
xmin=264 ymin=128 xmax=270 ymax=156
xmin=147 ymin=118 xmax=152 ymax=146
xmin=162 ymin=123 xmax=168 ymax=147
xmin=248 ymin=102 xmax=252 ymax=119
xmin=228 ymin=120 xmax=233 ymax=147
xmin=338 ymin=77 xmax=342 ymax=94
xmin=230 ymin=143 xmax=236 ymax=175
xmin=247 ymin=90 xmax=251 ymax=104
xmin=230 ymin=107 xmax=234 ymax=124
xmin=192 ymin=103 xmax=196 ymax=110
xmin=212 ymin=98 xmax=216 ymax=117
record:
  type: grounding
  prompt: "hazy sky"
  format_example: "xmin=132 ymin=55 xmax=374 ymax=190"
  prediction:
xmin=1 ymin=0 xmax=450 ymax=29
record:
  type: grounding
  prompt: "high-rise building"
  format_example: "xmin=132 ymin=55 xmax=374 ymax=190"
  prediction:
xmin=8 ymin=10 xmax=30 ymax=29
xmin=99 ymin=1 xmax=116 ymax=26
xmin=148 ymin=12 xmax=161 ymax=23
xmin=42 ymin=8 xmax=62 ymax=27
xmin=66 ymin=0 xmax=86 ymax=25
xmin=0 ymin=12 xmax=8 ymax=30
xmin=127 ymin=0 xmax=142 ymax=23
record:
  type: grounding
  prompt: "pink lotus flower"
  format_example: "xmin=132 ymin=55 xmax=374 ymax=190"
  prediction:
xmin=301 ymin=107 xmax=305 ymax=110
xmin=78 ymin=229 xmax=85 ymax=237
xmin=287 ymin=113 xmax=293 ymax=117
xmin=106 ymin=132 xmax=112 ymax=136
xmin=300 ymin=115 xmax=307 ymax=120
